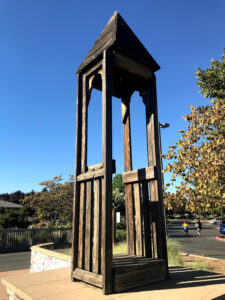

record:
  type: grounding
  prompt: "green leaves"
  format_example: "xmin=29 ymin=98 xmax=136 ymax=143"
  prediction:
xmin=164 ymin=51 xmax=225 ymax=215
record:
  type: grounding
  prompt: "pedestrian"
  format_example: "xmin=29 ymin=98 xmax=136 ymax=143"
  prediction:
xmin=195 ymin=219 xmax=202 ymax=236
xmin=182 ymin=221 xmax=189 ymax=236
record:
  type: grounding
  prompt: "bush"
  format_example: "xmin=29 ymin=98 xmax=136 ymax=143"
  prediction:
xmin=167 ymin=238 xmax=184 ymax=266
xmin=116 ymin=229 xmax=126 ymax=243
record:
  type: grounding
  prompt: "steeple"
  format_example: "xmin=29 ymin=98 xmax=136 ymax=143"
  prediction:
xmin=77 ymin=12 xmax=160 ymax=73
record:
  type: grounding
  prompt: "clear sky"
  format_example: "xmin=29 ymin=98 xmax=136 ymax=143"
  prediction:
xmin=1 ymin=0 xmax=225 ymax=193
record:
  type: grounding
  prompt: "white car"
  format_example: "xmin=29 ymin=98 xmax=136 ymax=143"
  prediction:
xmin=209 ymin=218 xmax=222 ymax=224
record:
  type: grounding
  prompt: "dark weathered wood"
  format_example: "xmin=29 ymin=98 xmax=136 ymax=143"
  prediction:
xmin=77 ymin=12 xmax=160 ymax=74
xmin=84 ymin=180 xmax=93 ymax=271
xmin=77 ymin=160 xmax=116 ymax=182
xmin=77 ymin=182 xmax=86 ymax=269
xmin=72 ymin=73 xmax=82 ymax=275
xmin=122 ymin=166 xmax=156 ymax=184
xmin=133 ymin=183 xmax=143 ymax=256
xmin=142 ymin=181 xmax=152 ymax=258
xmin=121 ymin=98 xmax=135 ymax=255
xmin=141 ymin=75 xmax=168 ymax=264
xmin=81 ymin=75 xmax=88 ymax=173
xmin=102 ymin=49 xmax=113 ymax=295
xmin=92 ymin=179 xmax=101 ymax=274
xmin=114 ymin=53 xmax=153 ymax=80
xmin=73 ymin=268 xmax=103 ymax=288
xmin=113 ymin=262 xmax=167 ymax=292
xmin=113 ymin=255 xmax=165 ymax=274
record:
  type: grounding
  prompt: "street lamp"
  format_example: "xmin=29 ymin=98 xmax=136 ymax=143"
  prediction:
xmin=159 ymin=122 xmax=170 ymax=235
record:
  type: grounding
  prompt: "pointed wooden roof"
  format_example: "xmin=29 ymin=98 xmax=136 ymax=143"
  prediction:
xmin=77 ymin=12 xmax=160 ymax=73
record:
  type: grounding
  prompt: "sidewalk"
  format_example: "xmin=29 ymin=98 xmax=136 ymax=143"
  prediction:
xmin=0 ymin=269 xmax=29 ymax=300
xmin=1 ymin=266 xmax=225 ymax=300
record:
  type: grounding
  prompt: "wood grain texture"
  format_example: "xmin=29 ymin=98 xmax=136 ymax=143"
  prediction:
xmin=73 ymin=268 xmax=103 ymax=288
xmin=121 ymin=97 xmax=135 ymax=255
xmin=102 ymin=49 xmax=113 ymax=294
xmin=92 ymin=179 xmax=101 ymax=274
xmin=134 ymin=183 xmax=143 ymax=256
xmin=114 ymin=52 xmax=153 ymax=80
xmin=122 ymin=166 xmax=156 ymax=184
xmin=77 ymin=182 xmax=86 ymax=269
xmin=84 ymin=180 xmax=93 ymax=271
xmin=141 ymin=75 xmax=168 ymax=265
xmin=71 ymin=73 xmax=82 ymax=274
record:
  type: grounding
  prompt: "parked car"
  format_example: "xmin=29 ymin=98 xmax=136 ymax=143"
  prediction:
xmin=220 ymin=220 xmax=225 ymax=235
xmin=209 ymin=218 xmax=224 ymax=225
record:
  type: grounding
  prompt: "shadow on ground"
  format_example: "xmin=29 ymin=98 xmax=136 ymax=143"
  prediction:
xmin=122 ymin=266 xmax=225 ymax=297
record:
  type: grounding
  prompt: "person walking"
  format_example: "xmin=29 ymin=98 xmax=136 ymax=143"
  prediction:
xmin=182 ymin=221 xmax=189 ymax=236
xmin=195 ymin=219 xmax=202 ymax=236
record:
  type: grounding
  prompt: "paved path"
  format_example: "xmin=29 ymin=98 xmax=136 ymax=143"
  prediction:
xmin=0 ymin=251 xmax=31 ymax=272
xmin=168 ymin=220 xmax=225 ymax=259
xmin=2 ymin=267 xmax=225 ymax=300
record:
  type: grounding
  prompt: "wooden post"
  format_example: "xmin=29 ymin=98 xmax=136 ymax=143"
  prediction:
xmin=121 ymin=97 xmax=135 ymax=255
xmin=102 ymin=49 xmax=113 ymax=295
xmin=141 ymin=75 xmax=168 ymax=264
xmin=71 ymin=73 xmax=82 ymax=276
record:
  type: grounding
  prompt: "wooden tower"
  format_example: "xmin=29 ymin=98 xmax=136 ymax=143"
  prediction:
xmin=71 ymin=12 xmax=168 ymax=294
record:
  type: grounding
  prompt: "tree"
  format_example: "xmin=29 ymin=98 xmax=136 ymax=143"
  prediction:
xmin=112 ymin=174 xmax=125 ymax=213
xmin=164 ymin=51 xmax=225 ymax=215
xmin=23 ymin=175 xmax=74 ymax=226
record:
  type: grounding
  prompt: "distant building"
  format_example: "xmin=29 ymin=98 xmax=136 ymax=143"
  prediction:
xmin=0 ymin=200 xmax=22 ymax=209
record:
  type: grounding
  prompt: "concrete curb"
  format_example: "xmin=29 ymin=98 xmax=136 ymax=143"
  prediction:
xmin=180 ymin=252 xmax=225 ymax=262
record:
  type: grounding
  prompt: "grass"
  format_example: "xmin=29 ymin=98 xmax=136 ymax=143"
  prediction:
xmin=52 ymin=239 xmax=225 ymax=275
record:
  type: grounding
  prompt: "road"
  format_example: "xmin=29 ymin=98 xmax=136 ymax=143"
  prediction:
xmin=0 ymin=221 xmax=225 ymax=272
xmin=0 ymin=251 xmax=31 ymax=272
xmin=168 ymin=220 xmax=225 ymax=260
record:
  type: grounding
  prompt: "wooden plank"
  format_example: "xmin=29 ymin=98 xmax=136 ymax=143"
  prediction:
xmin=133 ymin=183 xmax=143 ymax=256
xmin=73 ymin=268 xmax=103 ymax=288
xmin=77 ymin=160 xmax=116 ymax=182
xmin=102 ymin=49 xmax=113 ymax=294
xmin=114 ymin=52 xmax=153 ymax=80
xmin=77 ymin=168 xmax=104 ymax=182
xmin=142 ymin=181 xmax=152 ymax=258
xmin=84 ymin=180 xmax=93 ymax=271
xmin=113 ymin=262 xmax=167 ymax=293
xmin=81 ymin=75 xmax=88 ymax=173
xmin=101 ymin=178 xmax=104 ymax=276
xmin=121 ymin=98 xmax=135 ymax=255
xmin=71 ymin=73 xmax=82 ymax=275
xmin=77 ymin=182 xmax=86 ymax=269
xmin=122 ymin=166 xmax=156 ymax=184
xmin=113 ymin=255 xmax=165 ymax=274
xmin=141 ymin=75 xmax=168 ymax=265
xmin=92 ymin=179 xmax=101 ymax=274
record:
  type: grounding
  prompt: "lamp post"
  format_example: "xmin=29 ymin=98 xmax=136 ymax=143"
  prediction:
xmin=159 ymin=122 xmax=170 ymax=236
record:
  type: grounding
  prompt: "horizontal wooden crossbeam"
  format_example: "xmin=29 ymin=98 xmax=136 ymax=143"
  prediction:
xmin=122 ymin=166 xmax=156 ymax=184
xmin=73 ymin=268 xmax=103 ymax=288
xmin=114 ymin=52 xmax=153 ymax=80
xmin=77 ymin=160 xmax=116 ymax=182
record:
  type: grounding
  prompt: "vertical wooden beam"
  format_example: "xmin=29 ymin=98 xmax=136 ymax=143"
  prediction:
xmin=72 ymin=72 xmax=82 ymax=277
xmin=84 ymin=180 xmax=93 ymax=271
xmin=102 ymin=49 xmax=113 ymax=295
xmin=121 ymin=97 xmax=135 ymax=255
xmin=133 ymin=183 xmax=143 ymax=256
xmin=142 ymin=181 xmax=152 ymax=258
xmin=78 ymin=75 xmax=88 ymax=269
xmin=92 ymin=179 xmax=101 ymax=274
xmin=141 ymin=75 xmax=168 ymax=265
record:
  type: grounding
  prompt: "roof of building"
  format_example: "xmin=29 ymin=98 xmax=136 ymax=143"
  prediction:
xmin=0 ymin=200 xmax=22 ymax=208
xmin=77 ymin=11 xmax=160 ymax=73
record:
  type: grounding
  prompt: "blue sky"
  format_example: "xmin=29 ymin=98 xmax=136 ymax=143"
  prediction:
xmin=0 ymin=0 xmax=225 ymax=193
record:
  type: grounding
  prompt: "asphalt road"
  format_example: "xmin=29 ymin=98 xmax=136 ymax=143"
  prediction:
xmin=0 ymin=251 xmax=31 ymax=272
xmin=0 ymin=221 xmax=225 ymax=272
xmin=168 ymin=220 xmax=225 ymax=260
